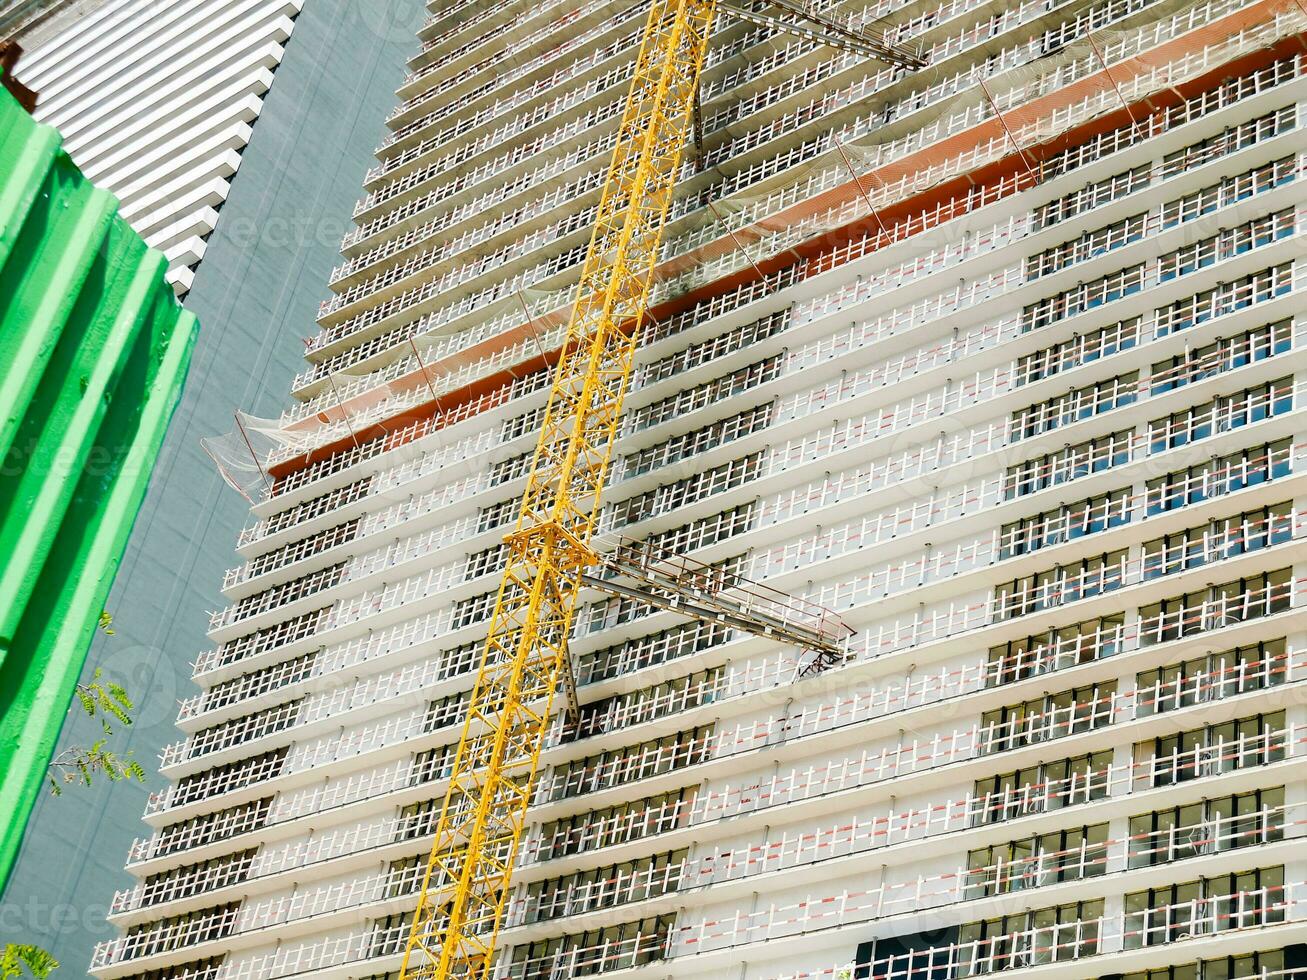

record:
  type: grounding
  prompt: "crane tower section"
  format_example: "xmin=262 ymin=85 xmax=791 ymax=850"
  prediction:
xmin=398 ymin=3 xmax=717 ymax=977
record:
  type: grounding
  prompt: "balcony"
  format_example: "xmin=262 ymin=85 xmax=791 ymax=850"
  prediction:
xmin=305 ymin=0 xmax=1289 ymax=382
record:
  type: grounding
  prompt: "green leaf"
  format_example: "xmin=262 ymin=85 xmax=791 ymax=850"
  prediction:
xmin=46 ymin=741 xmax=145 ymax=794
xmin=1 ymin=944 xmax=59 ymax=980
xmin=73 ymin=673 xmax=136 ymax=732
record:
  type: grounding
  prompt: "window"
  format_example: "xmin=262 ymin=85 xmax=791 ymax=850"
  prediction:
xmin=367 ymin=911 xmax=414 ymax=958
xmin=607 ymin=452 xmax=761 ymax=529
xmin=383 ymin=854 xmax=426 ymax=900
xmin=464 ymin=542 xmax=508 ymax=580
xmin=396 ymin=798 xmax=441 ymax=842
xmin=488 ymin=450 xmax=534 ymax=486
xmin=1145 ymin=439 xmax=1292 ymax=514
xmin=119 ymin=958 xmax=225 ymax=980
xmin=1014 ymin=317 xmax=1140 ymax=386
xmin=1160 ymin=156 xmax=1298 ymax=227
xmin=509 ymin=914 xmax=675 ymax=980
xmin=1010 ymin=372 xmax=1138 ymax=441
xmin=981 ymin=682 xmax=1116 ymax=754
xmin=535 ymin=788 xmax=696 ymax=862
xmin=577 ymin=620 xmax=728 ymax=685
xmin=994 ymin=549 xmax=1127 ymax=619
xmin=1148 ymin=376 xmax=1293 ymax=453
xmin=1156 ymin=263 xmax=1293 ymax=336
xmin=623 ymin=404 xmax=773 ymax=477
xmin=1200 ymin=949 xmax=1285 ymax=980
xmin=477 ymin=497 xmax=517 ymax=533
xmin=637 ymin=311 xmax=787 ymax=387
xmin=1003 ymin=431 xmax=1131 ymax=499
xmin=230 ymin=563 xmax=345 ymax=621
xmin=579 ymin=668 xmax=723 ymax=739
xmin=188 ymin=699 xmax=304 ymax=760
xmin=1159 ymin=106 xmax=1296 ymax=181
xmin=524 ymin=850 xmax=686 ymax=924
xmin=1149 ymin=320 xmax=1292 ymax=394
xmin=124 ymin=905 xmax=239 ymax=961
xmin=999 ymin=488 xmax=1130 ymax=559
xmin=411 ymin=742 xmax=460 ymax=787
xmin=965 ymin=824 xmax=1108 ymax=899
xmin=1141 ymin=501 xmax=1293 ymax=579
xmin=1026 ymin=213 xmax=1147 ymax=279
xmin=1022 ymin=265 xmax=1145 ymax=332
xmin=1124 ymin=867 xmax=1285 ymax=948
xmin=1033 ymin=165 xmax=1149 ymax=229
xmin=628 ymin=357 xmax=782 ymax=433
xmin=1128 ymin=788 xmax=1284 ymax=867
xmin=1136 ymin=712 xmax=1285 ymax=788
xmin=957 ymin=899 xmax=1103 ymax=974
xmin=986 ymin=615 xmax=1124 ymax=686
xmin=1138 ymin=568 xmax=1292 ymax=645
xmin=547 ymin=728 xmax=713 ymax=801
xmin=1137 ymin=640 xmax=1287 ymax=716
xmin=451 ymin=589 xmax=496 ymax=629
xmin=422 ymin=692 xmax=470 ymax=733
xmin=502 ymin=403 xmax=547 ymax=441
xmin=200 ymin=651 xmax=318 ymax=715
xmin=1155 ymin=210 xmax=1294 ymax=282
xmin=171 ymin=749 xmax=289 ymax=808
xmin=139 ymin=851 xmax=257 ymax=909
xmin=645 ymin=502 xmax=757 ymax=556
xmin=152 ymin=798 xmax=272 ymax=859
xmin=973 ymin=751 xmax=1112 ymax=825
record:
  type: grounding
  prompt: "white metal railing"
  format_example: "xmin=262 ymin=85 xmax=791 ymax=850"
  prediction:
xmin=196 ymin=420 xmax=1305 ymax=765
xmin=507 ymin=751 xmax=1300 ymax=928
xmin=206 ymin=491 xmax=1307 ymax=789
xmin=142 ymin=567 xmax=1302 ymax=867
xmin=268 ymin=251 xmax=1301 ymax=593
xmin=494 ymin=881 xmax=1304 ymax=980
xmin=196 ymin=402 xmax=1307 ymax=799
xmin=296 ymin=62 xmax=1298 ymax=416
xmin=282 ymin=181 xmax=1305 ymax=502
xmin=329 ymin=0 xmax=1109 ymax=329
xmin=222 ymin=368 xmax=1296 ymax=684
xmin=669 ymin=880 xmax=1291 ymax=962
xmin=767 ymin=502 xmax=1304 ymax=618
xmin=120 ymin=675 xmax=1304 ymax=945
xmin=324 ymin=0 xmax=1150 ymax=351
xmin=305 ymin=0 xmax=1293 ymax=386
xmin=693 ymin=689 xmax=1298 ymax=828
xmin=692 ymin=788 xmax=1293 ymax=893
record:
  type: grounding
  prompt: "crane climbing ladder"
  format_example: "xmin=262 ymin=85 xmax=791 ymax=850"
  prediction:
xmin=397 ymin=4 xmax=924 ymax=979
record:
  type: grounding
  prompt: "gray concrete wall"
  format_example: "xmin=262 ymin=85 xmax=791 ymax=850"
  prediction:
xmin=0 ymin=0 xmax=425 ymax=970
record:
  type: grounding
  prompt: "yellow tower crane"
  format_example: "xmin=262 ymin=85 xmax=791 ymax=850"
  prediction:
xmin=398 ymin=4 xmax=925 ymax=979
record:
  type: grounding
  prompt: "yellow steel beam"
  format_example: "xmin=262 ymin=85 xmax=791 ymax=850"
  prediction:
xmin=397 ymin=1 xmax=717 ymax=978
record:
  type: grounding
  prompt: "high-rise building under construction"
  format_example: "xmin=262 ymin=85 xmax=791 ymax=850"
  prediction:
xmin=92 ymin=0 xmax=1307 ymax=977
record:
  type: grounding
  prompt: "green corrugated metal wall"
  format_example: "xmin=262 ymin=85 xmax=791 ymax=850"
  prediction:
xmin=0 ymin=80 xmax=198 ymax=895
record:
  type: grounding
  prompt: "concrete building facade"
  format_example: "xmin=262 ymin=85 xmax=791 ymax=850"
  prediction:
xmin=90 ymin=0 xmax=1307 ymax=978
xmin=15 ymin=0 xmax=304 ymax=294
xmin=0 ymin=1 xmax=427 ymax=972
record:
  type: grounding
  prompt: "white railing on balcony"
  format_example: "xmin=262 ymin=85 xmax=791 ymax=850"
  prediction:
xmin=505 ymin=790 xmax=1298 ymax=928
xmin=668 ymin=880 xmax=1291 ymax=962
xmin=305 ymin=15 xmax=1303 ymax=416
xmin=492 ymin=882 xmax=1304 ymax=980
xmin=196 ymin=420 xmax=1306 ymax=772
xmin=289 ymin=141 xmax=1305 ymax=476
xmin=313 ymin=0 xmax=1286 ymax=373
